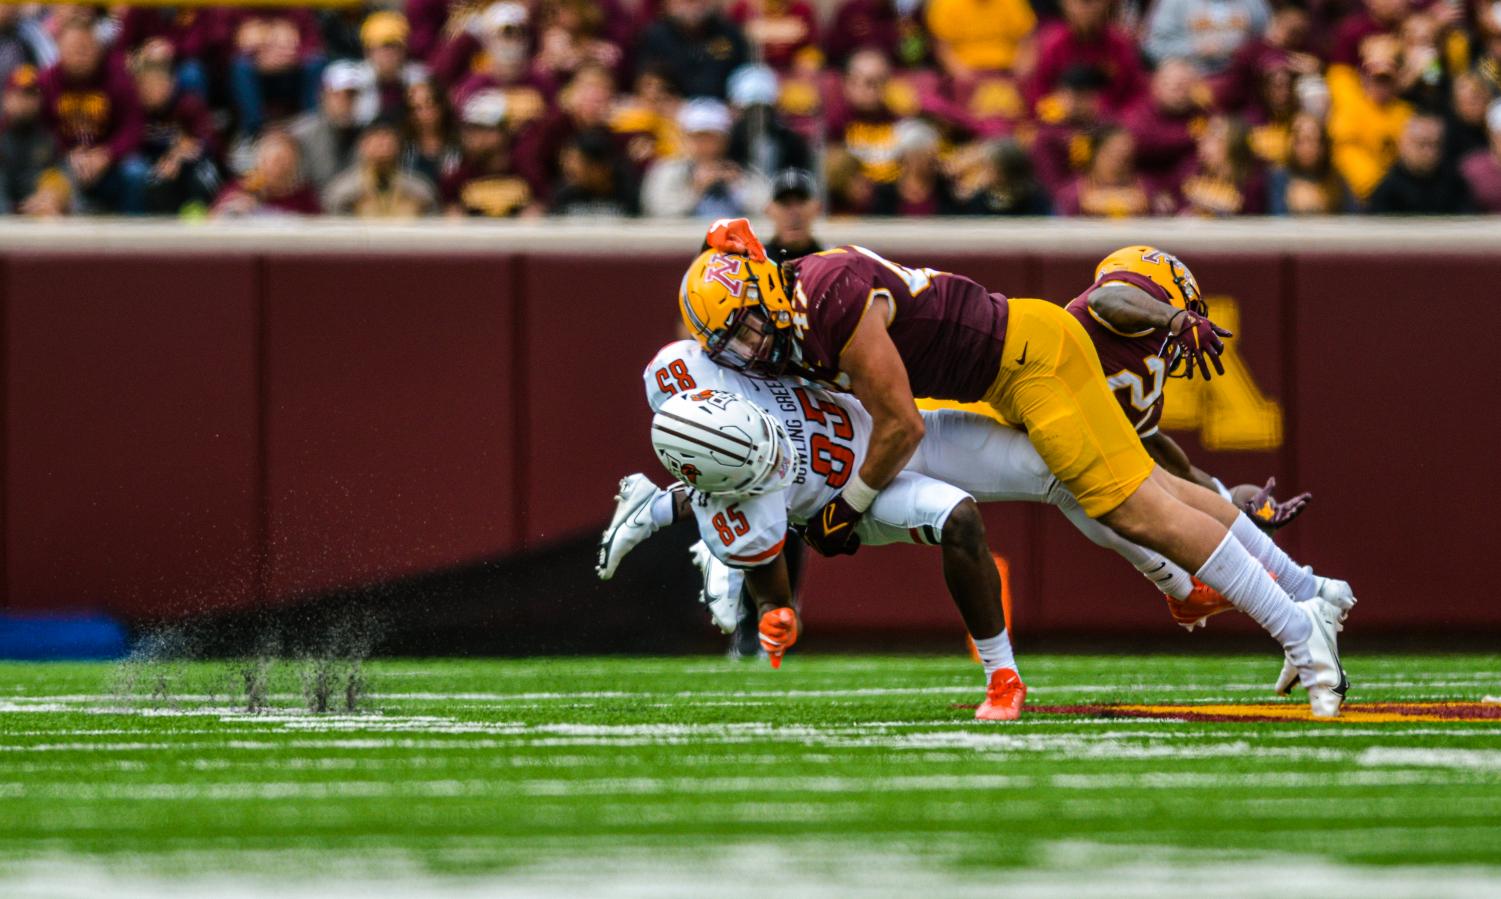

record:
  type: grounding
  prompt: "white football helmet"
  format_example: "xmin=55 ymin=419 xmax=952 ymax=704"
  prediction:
xmin=651 ymin=389 xmax=798 ymax=497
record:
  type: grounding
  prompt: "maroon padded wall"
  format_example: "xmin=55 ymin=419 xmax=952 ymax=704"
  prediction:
xmin=1 ymin=244 xmax=1495 ymax=635
xmin=4 ymin=254 xmax=260 ymax=616
xmin=262 ymin=255 xmax=521 ymax=598
xmin=518 ymin=254 xmax=685 ymax=546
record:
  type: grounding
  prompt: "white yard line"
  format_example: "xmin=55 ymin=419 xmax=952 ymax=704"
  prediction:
xmin=5 ymin=849 xmax=1501 ymax=899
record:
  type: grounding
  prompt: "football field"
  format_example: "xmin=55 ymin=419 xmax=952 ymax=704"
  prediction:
xmin=3 ymin=653 xmax=1500 ymax=897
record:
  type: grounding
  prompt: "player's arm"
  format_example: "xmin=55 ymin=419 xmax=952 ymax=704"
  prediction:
xmin=843 ymin=295 xmax=925 ymax=490
xmin=744 ymin=556 xmax=799 ymax=669
xmin=802 ymin=295 xmax=925 ymax=557
xmin=1087 ymin=282 xmax=1180 ymax=333
xmin=1140 ymin=430 xmax=1219 ymax=492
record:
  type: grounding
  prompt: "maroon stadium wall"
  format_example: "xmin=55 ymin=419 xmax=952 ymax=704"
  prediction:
xmin=1 ymin=229 xmax=1494 ymax=637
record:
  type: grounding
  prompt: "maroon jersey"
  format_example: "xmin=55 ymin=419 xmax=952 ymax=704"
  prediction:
xmin=788 ymin=246 xmax=1009 ymax=402
xmin=1065 ymin=270 xmax=1172 ymax=436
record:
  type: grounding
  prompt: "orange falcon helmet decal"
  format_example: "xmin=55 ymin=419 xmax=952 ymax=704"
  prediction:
xmin=1095 ymin=245 xmax=1207 ymax=317
xmin=679 ymin=219 xmax=798 ymax=373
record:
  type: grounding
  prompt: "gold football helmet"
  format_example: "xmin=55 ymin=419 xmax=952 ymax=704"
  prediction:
xmin=678 ymin=248 xmax=797 ymax=373
xmin=1095 ymin=245 xmax=1207 ymax=316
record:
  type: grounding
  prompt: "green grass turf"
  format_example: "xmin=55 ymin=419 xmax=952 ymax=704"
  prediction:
xmin=1 ymin=653 xmax=1500 ymax=882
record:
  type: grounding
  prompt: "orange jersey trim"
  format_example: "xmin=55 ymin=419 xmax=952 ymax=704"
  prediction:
xmin=729 ymin=535 xmax=787 ymax=565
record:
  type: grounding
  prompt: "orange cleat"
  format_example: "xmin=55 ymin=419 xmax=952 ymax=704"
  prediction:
xmin=1165 ymin=579 xmax=1235 ymax=631
xmin=975 ymin=668 xmax=1027 ymax=721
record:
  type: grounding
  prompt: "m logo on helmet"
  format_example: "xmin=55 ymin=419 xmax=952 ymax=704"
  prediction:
xmin=704 ymin=256 xmax=747 ymax=296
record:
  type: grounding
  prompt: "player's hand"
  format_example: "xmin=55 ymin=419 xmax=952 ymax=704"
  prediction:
xmin=705 ymin=217 xmax=767 ymax=262
xmin=1166 ymin=310 xmax=1232 ymax=380
xmin=1241 ymin=477 xmax=1311 ymax=531
xmin=802 ymin=494 xmax=863 ymax=557
xmin=758 ymin=607 xmax=799 ymax=668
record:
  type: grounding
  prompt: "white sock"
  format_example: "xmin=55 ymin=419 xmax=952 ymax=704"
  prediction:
xmin=1230 ymin=514 xmax=1317 ymax=600
xmin=1134 ymin=555 xmax=1193 ymax=600
xmin=1054 ymin=492 xmax=1193 ymax=599
xmin=648 ymin=489 xmax=677 ymax=528
xmin=1195 ymin=531 xmax=1311 ymax=647
xmin=972 ymin=631 xmax=1016 ymax=681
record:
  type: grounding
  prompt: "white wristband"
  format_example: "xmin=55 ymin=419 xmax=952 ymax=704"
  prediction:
xmin=1211 ymin=477 xmax=1233 ymax=502
xmin=842 ymin=473 xmax=879 ymax=513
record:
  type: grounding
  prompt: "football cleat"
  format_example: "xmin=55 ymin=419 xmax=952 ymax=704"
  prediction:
xmin=1275 ymin=578 xmax=1357 ymax=695
xmin=1165 ymin=580 xmax=1235 ymax=631
xmin=596 ymin=474 xmax=662 ymax=580
xmin=689 ymin=540 xmax=746 ymax=634
xmin=1277 ymin=596 xmax=1351 ymax=717
xmin=975 ymin=668 xmax=1027 ymax=722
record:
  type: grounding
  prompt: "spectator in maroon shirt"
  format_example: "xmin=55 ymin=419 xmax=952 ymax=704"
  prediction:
xmin=1123 ymin=58 xmax=1208 ymax=192
xmin=533 ymin=0 xmax=630 ymax=86
xmin=825 ymin=0 xmax=932 ymax=69
xmin=1030 ymin=63 xmax=1108 ymax=194
xmin=406 ymin=0 xmax=467 ymax=63
xmin=730 ymin=0 xmax=821 ymax=72
xmin=1212 ymin=5 xmax=1319 ymax=115
xmin=441 ymin=89 xmax=541 ymax=216
xmin=824 ymin=48 xmax=902 ymax=184
xmin=228 ymin=7 xmax=326 ymax=135
xmin=1055 ymin=124 xmax=1172 ymax=215
xmin=1460 ymin=99 xmax=1501 ymax=211
xmin=213 ymin=129 xmax=322 ymax=216
xmin=114 ymin=7 xmax=229 ymax=99
xmin=133 ymin=52 xmax=220 ymax=214
xmin=514 ymin=63 xmax=619 ymax=204
xmin=1329 ymin=0 xmax=1410 ymax=66
xmin=447 ymin=4 xmax=556 ymax=132
xmin=1027 ymin=0 xmax=1148 ymax=116
xmin=39 ymin=20 xmax=149 ymax=213
xmin=1177 ymin=114 xmax=1267 ymax=215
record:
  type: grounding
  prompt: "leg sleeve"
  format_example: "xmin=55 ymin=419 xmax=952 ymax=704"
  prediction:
xmin=908 ymin=409 xmax=1057 ymax=503
xmin=857 ymin=470 xmax=971 ymax=547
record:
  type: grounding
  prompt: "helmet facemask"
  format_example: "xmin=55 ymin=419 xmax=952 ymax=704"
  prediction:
xmin=1159 ymin=255 xmax=1207 ymax=379
xmin=704 ymin=266 xmax=796 ymax=375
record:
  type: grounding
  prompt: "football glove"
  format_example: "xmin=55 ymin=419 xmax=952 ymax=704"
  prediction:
xmin=759 ymin=607 xmax=799 ymax=669
xmin=802 ymin=494 xmax=863 ymax=557
xmin=1242 ymin=477 xmax=1312 ymax=531
xmin=705 ymin=217 xmax=767 ymax=262
xmin=1164 ymin=309 xmax=1232 ymax=380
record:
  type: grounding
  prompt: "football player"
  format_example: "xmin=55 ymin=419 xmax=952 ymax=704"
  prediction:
xmin=625 ymin=340 xmax=1216 ymax=720
xmin=1071 ymin=247 xmax=1310 ymax=525
xmin=677 ymin=219 xmax=1356 ymax=716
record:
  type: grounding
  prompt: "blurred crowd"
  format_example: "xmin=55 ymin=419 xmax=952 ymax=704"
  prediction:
xmin=1 ymin=0 xmax=1499 ymax=218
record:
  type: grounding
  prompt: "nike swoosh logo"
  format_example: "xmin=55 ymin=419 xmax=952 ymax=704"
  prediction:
xmin=1015 ymin=342 xmax=1028 ymax=366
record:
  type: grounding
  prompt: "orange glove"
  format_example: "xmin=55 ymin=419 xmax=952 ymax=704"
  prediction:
xmin=758 ymin=607 xmax=799 ymax=669
xmin=706 ymin=217 xmax=767 ymax=262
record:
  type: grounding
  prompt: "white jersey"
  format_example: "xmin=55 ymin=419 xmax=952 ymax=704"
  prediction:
xmin=645 ymin=340 xmax=877 ymax=566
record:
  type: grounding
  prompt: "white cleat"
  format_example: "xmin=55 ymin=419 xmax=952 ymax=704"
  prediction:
xmin=1277 ymin=596 xmax=1351 ymax=716
xmin=596 ymin=474 xmax=662 ymax=580
xmin=1275 ymin=579 xmax=1357 ymax=696
xmin=689 ymin=541 xmax=745 ymax=634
